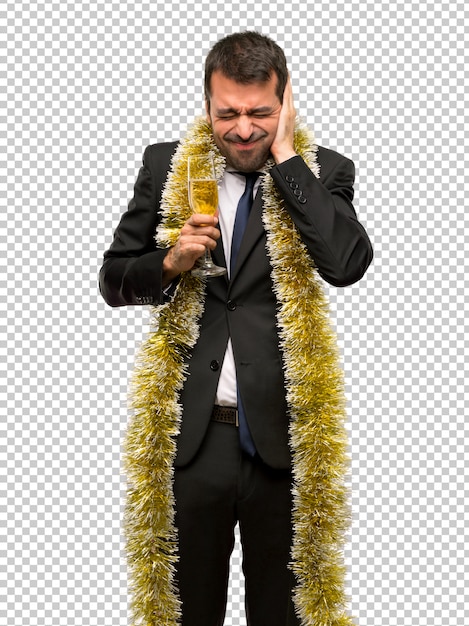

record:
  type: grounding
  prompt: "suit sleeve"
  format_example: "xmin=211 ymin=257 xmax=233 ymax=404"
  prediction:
xmin=99 ymin=144 xmax=176 ymax=307
xmin=269 ymin=151 xmax=373 ymax=287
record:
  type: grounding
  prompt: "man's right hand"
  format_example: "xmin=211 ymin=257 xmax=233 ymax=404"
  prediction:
xmin=162 ymin=214 xmax=221 ymax=285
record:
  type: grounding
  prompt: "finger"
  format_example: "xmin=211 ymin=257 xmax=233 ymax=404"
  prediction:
xmin=281 ymin=74 xmax=291 ymax=102
xmin=286 ymin=80 xmax=296 ymax=113
xmin=169 ymin=236 xmax=218 ymax=274
xmin=181 ymin=224 xmax=221 ymax=241
xmin=189 ymin=213 xmax=219 ymax=227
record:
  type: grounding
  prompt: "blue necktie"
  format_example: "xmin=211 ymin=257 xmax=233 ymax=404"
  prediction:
xmin=231 ymin=172 xmax=259 ymax=456
xmin=230 ymin=172 xmax=259 ymax=276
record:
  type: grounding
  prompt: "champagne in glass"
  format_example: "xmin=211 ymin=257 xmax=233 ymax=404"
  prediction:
xmin=189 ymin=179 xmax=219 ymax=217
xmin=188 ymin=155 xmax=227 ymax=277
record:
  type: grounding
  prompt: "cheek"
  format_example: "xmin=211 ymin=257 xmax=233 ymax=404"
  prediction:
xmin=212 ymin=122 xmax=231 ymax=140
xmin=255 ymin=118 xmax=279 ymax=139
xmin=267 ymin=119 xmax=280 ymax=136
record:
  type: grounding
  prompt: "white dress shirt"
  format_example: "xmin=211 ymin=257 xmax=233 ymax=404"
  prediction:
xmin=215 ymin=170 xmax=262 ymax=407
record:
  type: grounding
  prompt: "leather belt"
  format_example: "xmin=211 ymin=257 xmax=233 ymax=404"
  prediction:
xmin=211 ymin=405 xmax=239 ymax=427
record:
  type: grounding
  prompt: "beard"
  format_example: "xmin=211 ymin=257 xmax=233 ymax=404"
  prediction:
xmin=212 ymin=130 xmax=272 ymax=173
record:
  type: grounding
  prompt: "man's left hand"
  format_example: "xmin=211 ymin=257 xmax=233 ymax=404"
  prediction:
xmin=270 ymin=76 xmax=297 ymax=164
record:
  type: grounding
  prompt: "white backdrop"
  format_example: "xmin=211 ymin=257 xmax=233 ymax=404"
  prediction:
xmin=2 ymin=1 xmax=468 ymax=625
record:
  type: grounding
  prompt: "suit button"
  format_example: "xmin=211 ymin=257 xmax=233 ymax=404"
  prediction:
xmin=289 ymin=181 xmax=299 ymax=189
xmin=298 ymin=196 xmax=307 ymax=204
xmin=285 ymin=175 xmax=295 ymax=183
xmin=293 ymin=188 xmax=302 ymax=196
xmin=227 ymin=300 xmax=237 ymax=311
xmin=210 ymin=360 xmax=220 ymax=371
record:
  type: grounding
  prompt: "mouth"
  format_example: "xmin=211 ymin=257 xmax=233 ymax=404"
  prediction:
xmin=231 ymin=139 xmax=261 ymax=151
xmin=234 ymin=143 xmax=256 ymax=151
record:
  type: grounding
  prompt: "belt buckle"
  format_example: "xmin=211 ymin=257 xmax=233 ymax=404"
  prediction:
xmin=235 ymin=409 xmax=239 ymax=427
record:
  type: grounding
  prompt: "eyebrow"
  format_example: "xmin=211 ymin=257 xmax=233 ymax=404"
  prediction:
xmin=215 ymin=106 xmax=274 ymax=116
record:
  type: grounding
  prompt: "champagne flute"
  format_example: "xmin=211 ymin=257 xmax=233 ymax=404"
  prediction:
xmin=188 ymin=154 xmax=227 ymax=277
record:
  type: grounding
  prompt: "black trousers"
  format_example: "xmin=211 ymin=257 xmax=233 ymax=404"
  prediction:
xmin=173 ymin=420 xmax=300 ymax=626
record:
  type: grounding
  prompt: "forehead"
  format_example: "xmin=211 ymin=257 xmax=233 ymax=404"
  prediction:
xmin=209 ymin=70 xmax=280 ymax=111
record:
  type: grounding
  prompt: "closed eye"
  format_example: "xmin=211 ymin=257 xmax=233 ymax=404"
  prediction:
xmin=215 ymin=108 xmax=274 ymax=120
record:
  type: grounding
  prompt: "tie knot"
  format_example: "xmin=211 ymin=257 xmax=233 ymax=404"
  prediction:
xmin=234 ymin=171 xmax=260 ymax=191
xmin=243 ymin=171 xmax=260 ymax=181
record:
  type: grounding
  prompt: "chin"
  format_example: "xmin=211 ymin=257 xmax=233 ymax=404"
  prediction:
xmin=228 ymin=150 xmax=270 ymax=173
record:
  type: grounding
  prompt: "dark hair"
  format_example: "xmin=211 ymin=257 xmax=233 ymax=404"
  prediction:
xmin=204 ymin=32 xmax=288 ymax=106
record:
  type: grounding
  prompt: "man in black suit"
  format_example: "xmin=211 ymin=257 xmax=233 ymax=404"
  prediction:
xmin=100 ymin=31 xmax=372 ymax=626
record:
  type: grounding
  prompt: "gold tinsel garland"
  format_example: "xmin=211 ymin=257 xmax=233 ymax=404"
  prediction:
xmin=124 ymin=117 xmax=355 ymax=625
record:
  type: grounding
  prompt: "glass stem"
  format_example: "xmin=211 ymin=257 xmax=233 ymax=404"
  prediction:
xmin=203 ymin=249 xmax=213 ymax=267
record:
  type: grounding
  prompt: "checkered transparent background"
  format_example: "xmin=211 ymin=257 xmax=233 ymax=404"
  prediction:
xmin=2 ymin=1 xmax=468 ymax=624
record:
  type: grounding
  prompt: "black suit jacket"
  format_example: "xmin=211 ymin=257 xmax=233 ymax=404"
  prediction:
xmin=100 ymin=142 xmax=373 ymax=468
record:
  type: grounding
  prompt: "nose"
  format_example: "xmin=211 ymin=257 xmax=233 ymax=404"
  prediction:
xmin=235 ymin=115 xmax=254 ymax=141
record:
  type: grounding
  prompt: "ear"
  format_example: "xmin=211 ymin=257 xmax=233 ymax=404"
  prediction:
xmin=205 ymin=98 xmax=211 ymax=123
